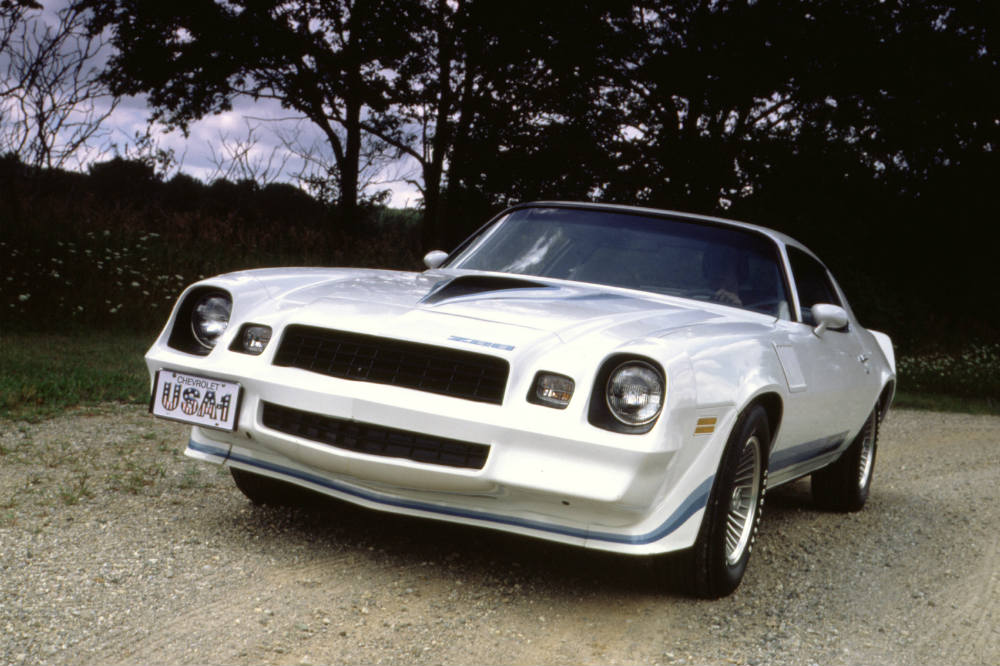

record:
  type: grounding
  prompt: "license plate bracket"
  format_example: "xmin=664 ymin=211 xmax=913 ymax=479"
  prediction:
xmin=150 ymin=369 xmax=242 ymax=431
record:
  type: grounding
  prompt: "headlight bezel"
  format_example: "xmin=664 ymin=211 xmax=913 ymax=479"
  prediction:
xmin=190 ymin=290 xmax=233 ymax=350
xmin=587 ymin=355 xmax=666 ymax=434
xmin=167 ymin=286 xmax=234 ymax=356
xmin=604 ymin=359 xmax=665 ymax=426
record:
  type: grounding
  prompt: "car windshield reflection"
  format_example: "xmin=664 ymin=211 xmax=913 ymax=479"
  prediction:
xmin=449 ymin=206 xmax=791 ymax=318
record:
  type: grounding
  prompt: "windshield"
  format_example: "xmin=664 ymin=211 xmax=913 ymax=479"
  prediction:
xmin=449 ymin=207 xmax=790 ymax=318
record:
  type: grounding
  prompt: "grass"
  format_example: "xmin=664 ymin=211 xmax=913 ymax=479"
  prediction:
xmin=892 ymin=390 xmax=999 ymax=415
xmin=0 ymin=332 xmax=151 ymax=421
xmin=58 ymin=470 xmax=94 ymax=506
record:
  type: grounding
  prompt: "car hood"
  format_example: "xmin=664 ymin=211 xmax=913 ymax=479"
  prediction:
xmin=224 ymin=267 xmax=757 ymax=354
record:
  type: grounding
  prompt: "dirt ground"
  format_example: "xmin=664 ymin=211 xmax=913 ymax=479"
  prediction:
xmin=1 ymin=406 xmax=997 ymax=665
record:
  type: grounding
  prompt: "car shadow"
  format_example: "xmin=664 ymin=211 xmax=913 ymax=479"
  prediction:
xmin=201 ymin=461 xmax=956 ymax=604
xmin=207 ymin=474 xmax=850 ymax=599
xmin=259 ymin=493 xmax=657 ymax=594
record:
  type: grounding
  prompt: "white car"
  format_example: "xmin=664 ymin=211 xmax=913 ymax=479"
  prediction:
xmin=146 ymin=202 xmax=895 ymax=597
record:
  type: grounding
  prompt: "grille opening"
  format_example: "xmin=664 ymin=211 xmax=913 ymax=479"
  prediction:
xmin=261 ymin=402 xmax=490 ymax=470
xmin=273 ymin=325 xmax=509 ymax=404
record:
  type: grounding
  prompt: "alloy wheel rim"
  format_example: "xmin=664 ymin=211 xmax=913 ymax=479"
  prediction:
xmin=857 ymin=419 xmax=876 ymax=490
xmin=725 ymin=435 xmax=762 ymax=566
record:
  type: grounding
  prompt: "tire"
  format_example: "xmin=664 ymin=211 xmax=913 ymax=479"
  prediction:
xmin=229 ymin=467 xmax=314 ymax=507
xmin=811 ymin=405 xmax=879 ymax=512
xmin=664 ymin=405 xmax=770 ymax=598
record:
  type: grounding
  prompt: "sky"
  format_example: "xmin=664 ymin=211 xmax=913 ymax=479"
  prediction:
xmin=108 ymin=95 xmax=423 ymax=208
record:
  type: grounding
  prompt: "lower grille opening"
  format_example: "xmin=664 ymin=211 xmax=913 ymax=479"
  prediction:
xmin=261 ymin=402 xmax=490 ymax=470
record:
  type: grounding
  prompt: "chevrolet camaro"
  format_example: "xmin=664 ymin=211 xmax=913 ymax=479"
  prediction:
xmin=146 ymin=202 xmax=896 ymax=597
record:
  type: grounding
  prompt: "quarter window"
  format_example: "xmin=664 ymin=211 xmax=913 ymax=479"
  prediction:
xmin=787 ymin=246 xmax=841 ymax=326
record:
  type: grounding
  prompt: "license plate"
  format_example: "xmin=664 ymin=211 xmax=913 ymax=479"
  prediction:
xmin=150 ymin=369 xmax=242 ymax=431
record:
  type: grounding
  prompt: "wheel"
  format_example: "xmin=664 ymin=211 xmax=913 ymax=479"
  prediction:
xmin=664 ymin=404 xmax=770 ymax=598
xmin=811 ymin=405 xmax=879 ymax=512
xmin=229 ymin=467 xmax=314 ymax=507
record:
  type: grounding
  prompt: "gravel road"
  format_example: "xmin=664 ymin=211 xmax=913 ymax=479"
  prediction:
xmin=1 ymin=406 xmax=997 ymax=665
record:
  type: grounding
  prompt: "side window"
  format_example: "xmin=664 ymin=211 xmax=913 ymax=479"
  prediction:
xmin=787 ymin=247 xmax=841 ymax=326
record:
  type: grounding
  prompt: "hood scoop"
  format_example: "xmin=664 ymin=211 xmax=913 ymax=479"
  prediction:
xmin=421 ymin=275 xmax=554 ymax=305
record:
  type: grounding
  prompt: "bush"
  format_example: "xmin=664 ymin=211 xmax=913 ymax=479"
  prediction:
xmin=897 ymin=343 xmax=1000 ymax=401
xmin=0 ymin=158 xmax=423 ymax=334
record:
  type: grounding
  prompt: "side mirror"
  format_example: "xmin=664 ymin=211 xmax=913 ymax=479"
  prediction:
xmin=811 ymin=303 xmax=848 ymax=337
xmin=423 ymin=250 xmax=449 ymax=269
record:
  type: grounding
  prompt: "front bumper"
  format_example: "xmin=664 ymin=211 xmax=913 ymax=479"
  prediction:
xmin=147 ymin=346 xmax=723 ymax=555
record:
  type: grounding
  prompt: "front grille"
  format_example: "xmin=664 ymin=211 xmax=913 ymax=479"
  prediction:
xmin=261 ymin=402 xmax=490 ymax=470
xmin=272 ymin=325 xmax=509 ymax=404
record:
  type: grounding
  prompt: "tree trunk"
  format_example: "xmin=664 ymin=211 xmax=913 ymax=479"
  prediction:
xmin=340 ymin=94 xmax=361 ymax=226
xmin=419 ymin=0 xmax=457 ymax=250
xmin=421 ymin=162 xmax=442 ymax=250
xmin=442 ymin=49 xmax=478 ymax=246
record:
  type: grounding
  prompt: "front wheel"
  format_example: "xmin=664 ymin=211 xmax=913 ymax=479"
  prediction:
xmin=664 ymin=405 xmax=770 ymax=598
xmin=811 ymin=405 xmax=879 ymax=512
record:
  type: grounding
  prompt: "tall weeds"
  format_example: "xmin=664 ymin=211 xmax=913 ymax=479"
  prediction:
xmin=0 ymin=158 xmax=422 ymax=333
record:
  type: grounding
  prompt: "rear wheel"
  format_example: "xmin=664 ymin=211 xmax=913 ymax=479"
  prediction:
xmin=665 ymin=405 xmax=770 ymax=598
xmin=812 ymin=405 xmax=879 ymax=512
xmin=230 ymin=467 xmax=314 ymax=507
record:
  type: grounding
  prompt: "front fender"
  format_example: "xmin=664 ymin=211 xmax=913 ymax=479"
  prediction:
xmin=637 ymin=332 xmax=788 ymax=552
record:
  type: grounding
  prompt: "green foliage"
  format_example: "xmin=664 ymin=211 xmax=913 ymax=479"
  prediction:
xmin=893 ymin=391 xmax=999 ymax=416
xmin=896 ymin=343 xmax=1000 ymax=405
xmin=0 ymin=156 xmax=423 ymax=334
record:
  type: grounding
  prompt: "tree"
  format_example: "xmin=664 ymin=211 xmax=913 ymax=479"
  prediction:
xmin=373 ymin=0 xmax=632 ymax=245
xmin=742 ymin=1 xmax=1000 ymax=341
xmin=82 ymin=0 xmax=417 ymax=223
xmin=82 ymin=0 xmax=632 ymax=245
xmin=1 ymin=2 xmax=119 ymax=169
xmin=0 ymin=1 xmax=39 ymax=97
xmin=593 ymin=2 xmax=822 ymax=213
